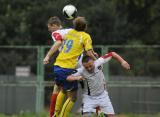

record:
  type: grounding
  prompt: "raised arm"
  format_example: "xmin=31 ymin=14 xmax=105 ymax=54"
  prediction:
xmin=43 ymin=32 xmax=63 ymax=64
xmin=43 ymin=41 xmax=62 ymax=64
xmin=96 ymin=52 xmax=130 ymax=70
xmin=111 ymin=52 xmax=130 ymax=70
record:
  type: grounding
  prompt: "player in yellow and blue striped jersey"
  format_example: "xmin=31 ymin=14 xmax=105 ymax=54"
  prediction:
xmin=44 ymin=16 xmax=96 ymax=117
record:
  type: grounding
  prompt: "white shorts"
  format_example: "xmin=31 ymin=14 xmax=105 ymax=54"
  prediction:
xmin=82 ymin=91 xmax=115 ymax=114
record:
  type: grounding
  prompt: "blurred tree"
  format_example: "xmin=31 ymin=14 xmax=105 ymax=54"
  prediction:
xmin=114 ymin=0 xmax=160 ymax=45
xmin=0 ymin=0 xmax=159 ymax=45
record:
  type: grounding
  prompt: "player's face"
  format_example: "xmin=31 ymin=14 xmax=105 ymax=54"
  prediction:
xmin=83 ymin=59 xmax=95 ymax=73
xmin=48 ymin=24 xmax=60 ymax=32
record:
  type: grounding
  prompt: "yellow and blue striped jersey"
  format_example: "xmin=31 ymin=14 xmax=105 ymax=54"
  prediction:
xmin=54 ymin=29 xmax=93 ymax=69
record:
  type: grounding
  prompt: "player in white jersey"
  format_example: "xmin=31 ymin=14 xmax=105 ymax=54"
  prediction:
xmin=67 ymin=52 xmax=130 ymax=117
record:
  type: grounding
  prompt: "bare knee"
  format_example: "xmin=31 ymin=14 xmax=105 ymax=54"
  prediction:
xmin=52 ymin=84 xmax=61 ymax=94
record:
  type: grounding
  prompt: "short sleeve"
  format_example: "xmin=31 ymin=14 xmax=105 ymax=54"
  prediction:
xmin=51 ymin=32 xmax=63 ymax=41
xmin=83 ymin=34 xmax=93 ymax=51
xmin=95 ymin=53 xmax=113 ymax=66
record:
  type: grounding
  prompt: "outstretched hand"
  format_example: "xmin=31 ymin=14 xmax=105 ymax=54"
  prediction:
xmin=43 ymin=56 xmax=50 ymax=64
xmin=77 ymin=76 xmax=85 ymax=81
xmin=121 ymin=61 xmax=130 ymax=70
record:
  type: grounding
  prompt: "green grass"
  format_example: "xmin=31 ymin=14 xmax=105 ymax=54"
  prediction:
xmin=0 ymin=111 xmax=48 ymax=117
xmin=115 ymin=113 xmax=160 ymax=117
xmin=0 ymin=112 xmax=160 ymax=117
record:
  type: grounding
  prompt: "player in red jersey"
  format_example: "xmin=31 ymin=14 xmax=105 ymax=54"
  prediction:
xmin=46 ymin=16 xmax=63 ymax=117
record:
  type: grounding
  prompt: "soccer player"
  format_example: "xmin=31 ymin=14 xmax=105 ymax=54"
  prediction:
xmin=47 ymin=16 xmax=82 ymax=117
xmin=67 ymin=52 xmax=130 ymax=117
xmin=47 ymin=16 xmax=70 ymax=117
xmin=44 ymin=16 xmax=96 ymax=117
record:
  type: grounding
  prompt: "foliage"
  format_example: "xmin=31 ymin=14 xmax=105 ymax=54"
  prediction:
xmin=0 ymin=48 xmax=37 ymax=74
xmin=108 ymin=46 xmax=160 ymax=77
xmin=0 ymin=0 xmax=160 ymax=45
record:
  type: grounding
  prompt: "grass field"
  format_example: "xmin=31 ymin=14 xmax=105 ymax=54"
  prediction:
xmin=0 ymin=112 xmax=160 ymax=117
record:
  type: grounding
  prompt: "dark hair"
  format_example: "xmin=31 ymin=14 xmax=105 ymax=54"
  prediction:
xmin=73 ymin=16 xmax=87 ymax=31
xmin=82 ymin=54 xmax=93 ymax=63
xmin=47 ymin=16 xmax=61 ymax=26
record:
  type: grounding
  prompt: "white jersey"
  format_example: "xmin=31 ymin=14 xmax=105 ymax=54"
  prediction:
xmin=73 ymin=53 xmax=113 ymax=96
xmin=51 ymin=28 xmax=71 ymax=51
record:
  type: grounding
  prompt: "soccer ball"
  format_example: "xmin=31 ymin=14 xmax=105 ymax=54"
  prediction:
xmin=62 ymin=4 xmax=77 ymax=20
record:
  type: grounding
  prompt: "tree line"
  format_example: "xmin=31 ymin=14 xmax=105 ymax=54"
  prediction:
xmin=0 ymin=0 xmax=160 ymax=45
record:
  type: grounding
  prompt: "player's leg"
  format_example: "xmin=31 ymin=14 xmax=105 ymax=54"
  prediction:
xmin=59 ymin=79 xmax=78 ymax=117
xmin=95 ymin=106 xmax=101 ymax=116
xmin=54 ymin=89 xmax=66 ymax=117
xmin=53 ymin=66 xmax=78 ymax=117
xmin=59 ymin=89 xmax=77 ymax=117
xmin=49 ymin=84 xmax=60 ymax=117
xmin=53 ymin=66 xmax=67 ymax=116
xmin=99 ymin=91 xmax=115 ymax=117
xmin=81 ymin=94 xmax=97 ymax=117
xmin=101 ymin=106 xmax=114 ymax=117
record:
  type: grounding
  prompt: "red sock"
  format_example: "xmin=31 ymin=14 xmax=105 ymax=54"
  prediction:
xmin=49 ymin=93 xmax=58 ymax=117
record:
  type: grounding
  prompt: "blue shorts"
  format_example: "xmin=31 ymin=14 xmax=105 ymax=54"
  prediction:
xmin=53 ymin=66 xmax=78 ymax=91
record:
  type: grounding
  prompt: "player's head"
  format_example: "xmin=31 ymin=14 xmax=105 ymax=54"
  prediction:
xmin=47 ymin=16 xmax=62 ymax=32
xmin=73 ymin=16 xmax=87 ymax=31
xmin=82 ymin=55 xmax=95 ymax=73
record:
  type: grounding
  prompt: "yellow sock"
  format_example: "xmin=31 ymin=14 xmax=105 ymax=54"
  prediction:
xmin=59 ymin=98 xmax=74 ymax=117
xmin=54 ymin=91 xmax=65 ymax=117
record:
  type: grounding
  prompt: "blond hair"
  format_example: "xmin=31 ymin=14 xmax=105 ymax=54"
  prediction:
xmin=73 ymin=16 xmax=87 ymax=31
